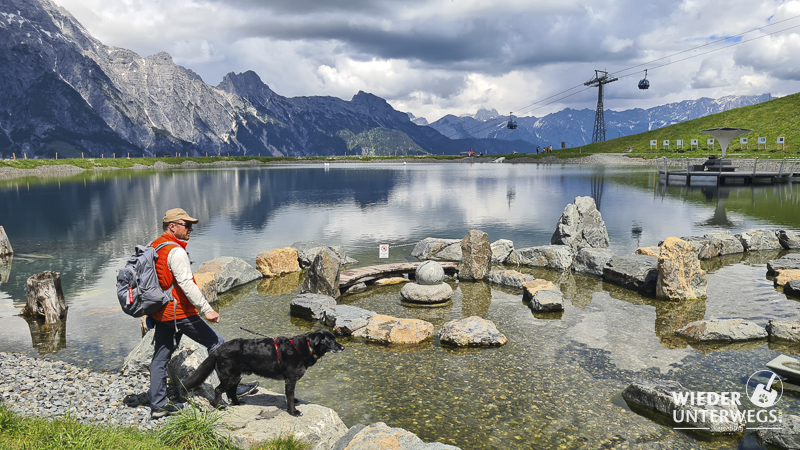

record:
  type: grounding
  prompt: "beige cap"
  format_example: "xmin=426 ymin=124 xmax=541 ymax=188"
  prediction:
xmin=163 ymin=208 xmax=199 ymax=224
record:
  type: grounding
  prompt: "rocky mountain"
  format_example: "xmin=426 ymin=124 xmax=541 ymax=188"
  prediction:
xmin=429 ymin=95 xmax=773 ymax=149
xmin=0 ymin=0 xmax=535 ymax=159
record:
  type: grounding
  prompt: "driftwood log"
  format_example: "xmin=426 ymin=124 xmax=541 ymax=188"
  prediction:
xmin=0 ymin=226 xmax=12 ymax=256
xmin=22 ymin=271 xmax=68 ymax=324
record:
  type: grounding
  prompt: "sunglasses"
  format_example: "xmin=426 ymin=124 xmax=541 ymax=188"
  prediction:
xmin=173 ymin=222 xmax=193 ymax=230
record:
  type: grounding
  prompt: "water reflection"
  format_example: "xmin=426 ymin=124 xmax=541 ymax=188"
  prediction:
xmin=24 ymin=316 xmax=67 ymax=354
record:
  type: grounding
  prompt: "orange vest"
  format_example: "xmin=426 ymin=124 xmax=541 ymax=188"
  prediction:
xmin=148 ymin=234 xmax=199 ymax=322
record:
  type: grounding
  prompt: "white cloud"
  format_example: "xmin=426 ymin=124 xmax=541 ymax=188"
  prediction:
xmin=49 ymin=0 xmax=800 ymax=122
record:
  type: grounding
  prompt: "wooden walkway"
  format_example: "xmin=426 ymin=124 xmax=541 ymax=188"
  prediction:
xmin=658 ymin=169 xmax=799 ymax=185
xmin=339 ymin=262 xmax=458 ymax=289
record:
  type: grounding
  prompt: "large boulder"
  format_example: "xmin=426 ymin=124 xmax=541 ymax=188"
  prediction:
xmin=550 ymin=196 xmax=609 ymax=251
xmin=411 ymin=238 xmax=462 ymax=261
xmin=490 ymin=239 xmax=514 ymax=263
xmin=603 ymin=255 xmax=659 ymax=295
xmin=675 ymin=319 xmax=767 ymax=342
xmin=679 ymin=236 xmax=723 ymax=260
xmin=193 ymin=272 xmax=217 ymax=303
xmin=507 ymin=245 xmax=574 ymax=271
xmin=656 ymin=237 xmax=708 ymax=300
xmin=332 ymin=422 xmax=461 ymax=450
xmin=0 ymin=226 xmax=12 ymax=256
xmin=416 ymin=260 xmax=445 ymax=285
xmin=766 ymin=320 xmax=800 ymax=343
xmin=292 ymin=242 xmax=355 ymax=269
xmin=400 ymin=282 xmax=454 ymax=304
xmin=457 ymin=230 xmax=492 ymax=281
xmin=351 ymin=314 xmax=434 ymax=344
xmin=622 ymin=378 xmax=744 ymax=434
xmin=737 ymin=229 xmax=782 ymax=252
xmin=300 ymin=248 xmax=341 ymax=298
xmin=778 ymin=230 xmax=800 ymax=250
xmin=219 ymin=397 xmax=349 ymax=450
xmin=169 ymin=340 xmax=220 ymax=403
xmin=438 ymin=316 xmax=507 ymax=347
xmin=767 ymin=253 xmax=800 ymax=275
xmin=704 ymin=231 xmax=744 ymax=256
xmin=322 ymin=305 xmax=375 ymax=335
xmin=290 ymin=293 xmax=337 ymax=321
xmin=486 ymin=269 xmax=535 ymax=289
xmin=255 ymin=247 xmax=301 ymax=278
xmin=756 ymin=414 xmax=800 ymax=450
xmin=571 ymin=248 xmax=614 ymax=276
xmin=197 ymin=256 xmax=262 ymax=293
xmin=530 ymin=289 xmax=564 ymax=312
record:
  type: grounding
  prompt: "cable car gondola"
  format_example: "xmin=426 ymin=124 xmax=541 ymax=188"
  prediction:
xmin=507 ymin=112 xmax=518 ymax=129
xmin=638 ymin=69 xmax=650 ymax=90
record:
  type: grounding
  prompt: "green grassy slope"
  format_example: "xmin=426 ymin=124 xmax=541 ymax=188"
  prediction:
xmin=578 ymin=92 xmax=800 ymax=159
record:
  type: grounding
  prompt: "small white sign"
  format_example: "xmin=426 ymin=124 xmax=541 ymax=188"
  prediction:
xmin=778 ymin=137 xmax=785 ymax=143
xmin=663 ymin=140 xmax=670 ymax=146
xmin=707 ymin=138 xmax=715 ymax=146
xmin=379 ymin=244 xmax=389 ymax=258
xmin=758 ymin=137 xmax=767 ymax=144
xmin=691 ymin=139 xmax=698 ymax=145
xmin=677 ymin=139 xmax=683 ymax=146
xmin=740 ymin=138 xmax=748 ymax=144
xmin=650 ymin=140 xmax=657 ymax=146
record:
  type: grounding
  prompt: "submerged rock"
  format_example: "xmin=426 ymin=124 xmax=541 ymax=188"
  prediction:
xmin=675 ymin=319 xmax=767 ymax=342
xmin=438 ymin=316 xmax=507 ymax=347
xmin=486 ymin=269 xmax=535 ymax=289
xmin=622 ymin=378 xmax=745 ymax=434
xmin=400 ymin=282 xmax=454 ymax=304
xmin=351 ymin=314 xmax=434 ymax=344
xmin=522 ymin=279 xmax=557 ymax=303
xmin=530 ymin=289 xmax=564 ymax=312
xmin=767 ymin=253 xmax=800 ymax=275
xmin=756 ymin=414 xmax=800 ymax=450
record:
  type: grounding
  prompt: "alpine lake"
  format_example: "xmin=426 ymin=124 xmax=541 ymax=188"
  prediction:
xmin=1 ymin=161 xmax=799 ymax=449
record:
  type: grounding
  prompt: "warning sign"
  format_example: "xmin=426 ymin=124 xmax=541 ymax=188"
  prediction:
xmin=379 ymin=244 xmax=389 ymax=258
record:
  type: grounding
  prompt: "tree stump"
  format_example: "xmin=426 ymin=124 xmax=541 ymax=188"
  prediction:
xmin=0 ymin=226 xmax=12 ymax=256
xmin=22 ymin=271 xmax=68 ymax=324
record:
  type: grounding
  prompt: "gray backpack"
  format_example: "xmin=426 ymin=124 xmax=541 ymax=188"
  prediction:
xmin=116 ymin=242 xmax=177 ymax=317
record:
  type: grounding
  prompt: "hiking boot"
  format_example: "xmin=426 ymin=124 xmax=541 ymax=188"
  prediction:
xmin=150 ymin=402 xmax=185 ymax=419
xmin=236 ymin=381 xmax=259 ymax=398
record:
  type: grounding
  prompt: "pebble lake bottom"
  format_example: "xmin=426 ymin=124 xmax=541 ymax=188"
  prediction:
xmin=1 ymin=162 xmax=799 ymax=449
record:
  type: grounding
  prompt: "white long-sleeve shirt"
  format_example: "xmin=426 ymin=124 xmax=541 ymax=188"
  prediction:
xmin=166 ymin=246 xmax=213 ymax=315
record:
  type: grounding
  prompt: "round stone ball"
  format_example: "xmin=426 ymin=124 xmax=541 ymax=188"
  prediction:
xmin=416 ymin=260 xmax=445 ymax=285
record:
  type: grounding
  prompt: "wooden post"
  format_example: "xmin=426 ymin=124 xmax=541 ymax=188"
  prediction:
xmin=0 ymin=255 xmax=11 ymax=284
xmin=12 ymin=153 xmax=14 ymax=160
xmin=81 ymin=152 xmax=84 ymax=159
xmin=22 ymin=271 xmax=68 ymax=324
xmin=55 ymin=152 xmax=58 ymax=160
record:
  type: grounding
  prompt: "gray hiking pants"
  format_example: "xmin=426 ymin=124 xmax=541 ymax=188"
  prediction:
xmin=149 ymin=315 xmax=224 ymax=409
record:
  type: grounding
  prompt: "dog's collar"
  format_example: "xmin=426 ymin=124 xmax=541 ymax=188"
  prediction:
xmin=307 ymin=341 xmax=319 ymax=359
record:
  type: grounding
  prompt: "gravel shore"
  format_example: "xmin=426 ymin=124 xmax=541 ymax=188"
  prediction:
xmin=0 ymin=352 xmax=159 ymax=430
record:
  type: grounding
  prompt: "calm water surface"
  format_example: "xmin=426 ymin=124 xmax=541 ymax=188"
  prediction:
xmin=1 ymin=162 xmax=799 ymax=449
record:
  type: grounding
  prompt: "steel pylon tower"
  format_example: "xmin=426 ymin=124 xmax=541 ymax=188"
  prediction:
xmin=584 ymin=70 xmax=618 ymax=143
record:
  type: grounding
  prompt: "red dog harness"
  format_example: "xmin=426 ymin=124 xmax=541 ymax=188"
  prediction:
xmin=273 ymin=339 xmax=318 ymax=365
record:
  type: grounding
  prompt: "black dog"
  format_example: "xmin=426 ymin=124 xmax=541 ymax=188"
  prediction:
xmin=181 ymin=329 xmax=344 ymax=416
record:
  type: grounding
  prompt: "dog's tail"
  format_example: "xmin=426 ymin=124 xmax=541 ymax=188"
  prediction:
xmin=180 ymin=351 xmax=219 ymax=390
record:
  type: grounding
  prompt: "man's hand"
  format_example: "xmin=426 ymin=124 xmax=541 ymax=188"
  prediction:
xmin=205 ymin=311 xmax=221 ymax=323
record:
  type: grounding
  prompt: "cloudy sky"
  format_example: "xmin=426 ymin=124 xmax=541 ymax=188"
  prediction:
xmin=51 ymin=0 xmax=800 ymax=122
